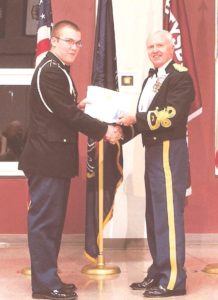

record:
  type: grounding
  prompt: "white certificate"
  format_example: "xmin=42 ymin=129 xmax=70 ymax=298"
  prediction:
xmin=85 ymin=85 xmax=132 ymax=123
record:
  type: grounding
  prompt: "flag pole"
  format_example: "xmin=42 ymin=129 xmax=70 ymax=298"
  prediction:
xmin=82 ymin=140 xmax=121 ymax=275
xmin=98 ymin=139 xmax=105 ymax=266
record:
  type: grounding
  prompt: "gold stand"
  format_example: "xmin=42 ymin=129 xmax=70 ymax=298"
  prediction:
xmin=82 ymin=254 xmax=121 ymax=276
xmin=202 ymin=264 xmax=218 ymax=274
xmin=20 ymin=267 xmax=31 ymax=276
xmin=82 ymin=140 xmax=121 ymax=276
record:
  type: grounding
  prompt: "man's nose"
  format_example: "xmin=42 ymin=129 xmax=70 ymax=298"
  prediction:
xmin=153 ymin=45 xmax=159 ymax=52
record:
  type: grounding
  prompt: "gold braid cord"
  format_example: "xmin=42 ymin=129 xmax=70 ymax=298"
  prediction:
xmin=147 ymin=106 xmax=176 ymax=130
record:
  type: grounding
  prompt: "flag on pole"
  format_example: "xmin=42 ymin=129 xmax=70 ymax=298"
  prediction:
xmin=163 ymin=0 xmax=202 ymax=196
xmin=35 ymin=0 xmax=53 ymax=66
xmin=85 ymin=0 xmax=123 ymax=261
xmin=163 ymin=0 xmax=202 ymax=121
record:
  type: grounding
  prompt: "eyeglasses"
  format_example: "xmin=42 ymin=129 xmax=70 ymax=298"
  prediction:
xmin=55 ymin=37 xmax=83 ymax=48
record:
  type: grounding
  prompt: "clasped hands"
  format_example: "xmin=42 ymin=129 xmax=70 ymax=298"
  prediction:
xmin=104 ymin=125 xmax=123 ymax=144
xmin=77 ymin=99 xmax=136 ymax=144
xmin=105 ymin=113 xmax=136 ymax=144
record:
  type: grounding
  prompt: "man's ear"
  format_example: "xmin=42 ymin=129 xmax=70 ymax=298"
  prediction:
xmin=50 ymin=36 xmax=57 ymax=47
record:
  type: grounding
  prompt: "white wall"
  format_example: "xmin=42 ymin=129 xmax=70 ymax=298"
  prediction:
xmin=104 ymin=0 xmax=163 ymax=238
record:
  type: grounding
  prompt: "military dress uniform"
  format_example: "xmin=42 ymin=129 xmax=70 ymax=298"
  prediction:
xmin=19 ymin=52 xmax=107 ymax=294
xmin=127 ymin=60 xmax=195 ymax=292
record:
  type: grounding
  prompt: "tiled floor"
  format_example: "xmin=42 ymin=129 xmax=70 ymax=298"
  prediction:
xmin=1 ymin=235 xmax=218 ymax=299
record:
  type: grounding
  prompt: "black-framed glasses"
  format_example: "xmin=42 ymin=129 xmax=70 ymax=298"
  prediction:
xmin=55 ymin=37 xmax=83 ymax=48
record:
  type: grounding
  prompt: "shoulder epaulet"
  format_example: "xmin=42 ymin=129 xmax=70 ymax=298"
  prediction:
xmin=49 ymin=59 xmax=59 ymax=67
xmin=173 ymin=63 xmax=188 ymax=72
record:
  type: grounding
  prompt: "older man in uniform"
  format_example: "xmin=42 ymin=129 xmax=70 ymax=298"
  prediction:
xmin=118 ymin=30 xmax=195 ymax=297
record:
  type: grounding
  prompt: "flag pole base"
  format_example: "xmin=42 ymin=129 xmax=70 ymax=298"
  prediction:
xmin=20 ymin=267 xmax=31 ymax=276
xmin=81 ymin=254 xmax=121 ymax=276
xmin=202 ymin=263 xmax=218 ymax=274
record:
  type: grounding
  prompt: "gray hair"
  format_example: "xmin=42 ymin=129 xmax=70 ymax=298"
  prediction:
xmin=146 ymin=30 xmax=174 ymax=47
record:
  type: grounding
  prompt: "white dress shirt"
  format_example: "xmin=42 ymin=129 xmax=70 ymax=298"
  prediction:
xmin=138 ymin=60 xmax=171 ymax=112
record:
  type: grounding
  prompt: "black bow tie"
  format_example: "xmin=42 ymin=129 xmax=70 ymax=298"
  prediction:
xmin=148 ymin=68 xmax=158 ymax=77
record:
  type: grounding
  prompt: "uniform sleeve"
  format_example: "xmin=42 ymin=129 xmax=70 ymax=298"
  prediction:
xmin=38 ymin=63 xmax=107 ymax=140
xmin=135 ymin=71 xmax=195 ymax=133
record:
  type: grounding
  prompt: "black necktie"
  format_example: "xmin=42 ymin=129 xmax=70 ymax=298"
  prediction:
xmin=148 ymin=68 xmax=158 ymax=77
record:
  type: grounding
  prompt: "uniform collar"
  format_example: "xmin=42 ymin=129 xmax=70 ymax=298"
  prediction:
xmin=164 ymin=59 xmax=175 ymax=74
xmin=157 ymin=59 xmax=173 ymax=76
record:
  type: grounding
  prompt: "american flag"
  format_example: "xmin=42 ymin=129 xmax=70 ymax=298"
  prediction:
xmin=35 ymin=0 xmax=53 ymax=66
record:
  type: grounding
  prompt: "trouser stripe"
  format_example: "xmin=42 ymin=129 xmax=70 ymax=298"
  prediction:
xmin=163 ymin=140 xmax=177 ymax=290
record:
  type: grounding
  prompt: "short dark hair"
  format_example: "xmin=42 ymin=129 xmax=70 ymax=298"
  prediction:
xmin=51 ymin=20 xmax=80 ymax=37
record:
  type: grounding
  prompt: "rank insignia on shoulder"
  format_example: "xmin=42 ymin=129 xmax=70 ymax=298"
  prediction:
xmin=173 ymin=63 xmax=188 ymax=72
xmin=49 ymin=60 xmax=59 ymax=67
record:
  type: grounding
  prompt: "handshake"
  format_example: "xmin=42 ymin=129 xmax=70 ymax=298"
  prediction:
xmin=104 ymin=125 xmax=123 ymax=145
xmin=104 ymin=114 xmax=137 ymax=144
xmin=78 ymin=99 xmax=136 ymax=144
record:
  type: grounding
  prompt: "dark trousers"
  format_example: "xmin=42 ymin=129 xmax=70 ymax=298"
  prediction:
xmin=27 ymin=175 xmax=71 ymax=293
xmin=145 ymin=139 xmax=188 ymax=291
